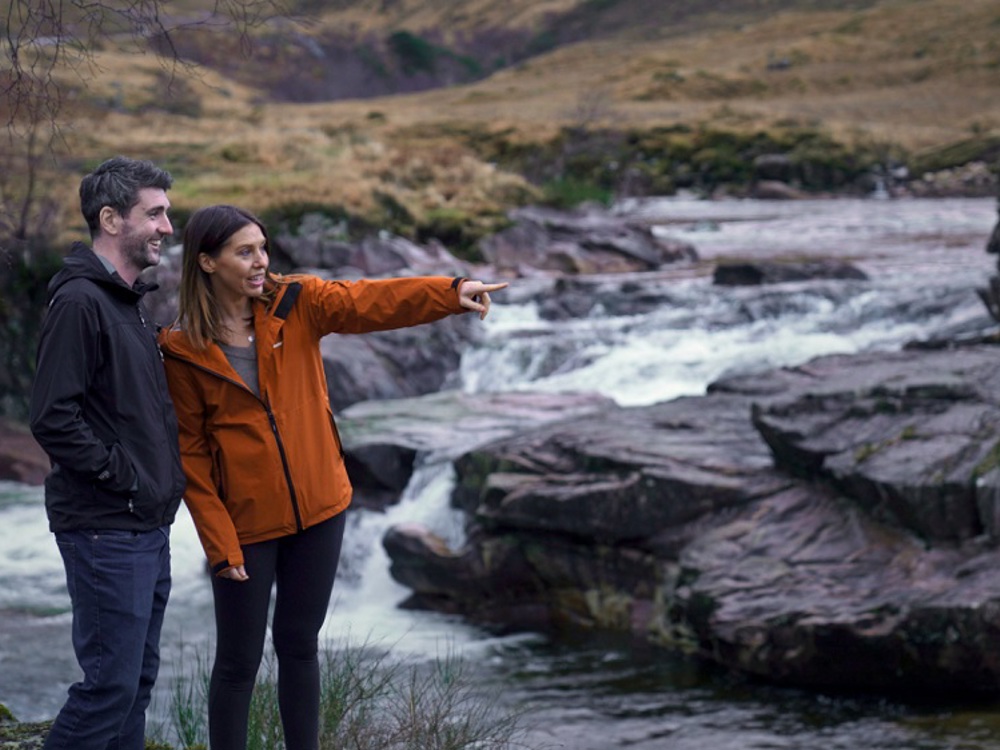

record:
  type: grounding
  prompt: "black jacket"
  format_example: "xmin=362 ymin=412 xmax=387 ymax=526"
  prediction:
xmin=29 ymin=242 xmax=186 ymax=532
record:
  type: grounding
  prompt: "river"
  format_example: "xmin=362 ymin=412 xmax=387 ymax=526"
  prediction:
xmin=1 ymin=195 xmax=999 ymax=748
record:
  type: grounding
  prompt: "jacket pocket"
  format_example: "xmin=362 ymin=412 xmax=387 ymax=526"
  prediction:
xmin=212 ymin=447 xmax=228 ymax=502
xmin=99 ymin=441 xmax=139 ymax=496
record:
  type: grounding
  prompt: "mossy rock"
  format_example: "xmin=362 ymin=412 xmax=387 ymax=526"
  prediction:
xmin=910 ymin=135 xmax=1000 ymax=175
xmin=0 ymin=718 xmax=53 ymax=748
xmin=415 ymin=207 xmax=499 ymax=260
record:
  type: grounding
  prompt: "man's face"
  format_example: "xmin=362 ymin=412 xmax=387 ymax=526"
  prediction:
xmin=119 ymin=187 xmax=172 ymax=273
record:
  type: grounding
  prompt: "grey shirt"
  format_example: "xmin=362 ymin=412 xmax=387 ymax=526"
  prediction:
xmin=219 ymin=341 xmax=260 ymax=397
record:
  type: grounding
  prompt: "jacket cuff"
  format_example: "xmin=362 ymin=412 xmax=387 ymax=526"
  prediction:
xmin=211 ymin=560 xmax=233 ymax=576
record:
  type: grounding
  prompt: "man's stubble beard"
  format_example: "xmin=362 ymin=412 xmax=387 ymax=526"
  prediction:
xmin=120 ymin=225 xmax=162 ymax=273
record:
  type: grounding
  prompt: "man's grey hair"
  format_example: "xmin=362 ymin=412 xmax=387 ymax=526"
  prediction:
xmin=79 ymin=156 xmax=173 ymax=237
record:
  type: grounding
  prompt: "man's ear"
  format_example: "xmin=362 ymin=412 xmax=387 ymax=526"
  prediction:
xmin=198 ymin=253 xmax=216 ymax=274
xmin=98 ymin=206 xmax=120 ymax=236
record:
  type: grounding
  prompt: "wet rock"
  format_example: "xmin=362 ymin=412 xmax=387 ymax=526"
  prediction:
xmin=0 ymin=419 xmax=48 ymax=486
xmin=321 ymin=313 xmax=475 ymax=411
xmin=752 ymin=154 xmax=796 ymax=183
xmin=713 ymin=261 xmax=868 ymax=286
xmin=341 ymin=390 xmax=615 ymax=463
xmin=479 ymin=205 xmax=697 ymax=276
xmin=0 ymin=704 xmax=50 ymax=748
xmin=750 ymin=180 xmax=808 ymax=200
xmin=535 ymin=273 xmax=693 ymax=321
xmin=747 ymin=348 xmax=1000 ymax=542
xmin=673 ymin=483 xmax=1000 ymax=692
xmin=340 ymin=390 xmax=615 ymax=510
xmin=381 ymin=343 xmax=1000 ymax=694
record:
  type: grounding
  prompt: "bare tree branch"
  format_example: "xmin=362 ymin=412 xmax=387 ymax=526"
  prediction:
xmin=0 ymin=0 xmax=295 ymax=247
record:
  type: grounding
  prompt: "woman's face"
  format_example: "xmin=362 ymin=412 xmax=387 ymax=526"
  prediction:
xmin=198 ymin=222 xmax=269 ymax=304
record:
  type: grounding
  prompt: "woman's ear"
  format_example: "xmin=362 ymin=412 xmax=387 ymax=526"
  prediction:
xmin=198 ymin=253 xmax=215 ymax=274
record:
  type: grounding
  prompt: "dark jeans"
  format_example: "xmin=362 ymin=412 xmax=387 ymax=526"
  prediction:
xmin=208 ymin=512 xmax=347 ymax=750
xmin=44 ymin=527 xmax=171 ymax=750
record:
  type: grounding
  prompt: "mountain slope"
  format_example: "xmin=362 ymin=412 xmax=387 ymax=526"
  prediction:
xmin=15 ymin=0 xmax=1000 ymax=242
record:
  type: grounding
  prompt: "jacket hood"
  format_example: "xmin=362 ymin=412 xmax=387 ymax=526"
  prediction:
xmin=49 ymin=241 xmax=159 ymax=302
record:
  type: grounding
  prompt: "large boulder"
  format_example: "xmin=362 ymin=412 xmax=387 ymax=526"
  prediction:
xmin=479 ymin=205 xmax=697 ymax=276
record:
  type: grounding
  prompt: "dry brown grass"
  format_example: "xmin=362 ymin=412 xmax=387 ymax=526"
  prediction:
xmin=22 ymin=0 xmax=1000 ymax=240
xmin=307 ymin=0 xmax=582 ymax=37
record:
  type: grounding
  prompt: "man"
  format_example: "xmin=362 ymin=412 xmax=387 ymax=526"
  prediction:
xmin=29 ymin=156 xmax=186 ymax=749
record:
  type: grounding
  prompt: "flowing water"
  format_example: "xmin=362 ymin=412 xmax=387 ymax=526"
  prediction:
xmin=2 ymin=196 xmax=999 ymax=748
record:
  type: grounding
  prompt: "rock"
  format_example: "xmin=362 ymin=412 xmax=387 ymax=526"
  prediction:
xmin=340 ymin=390 xmax=615 ymax=510
xmin=274 ymin=220 xmax=473 ymax=278
xmin=479 ymin=205 xmax=697 ymax=276
xmin=673 ymin=483 xmax=1000 ymax=692
xmin=381 ymin=343 xmax=1000 ymax=694
xmin=537 ymin=273 xmax=693 ymax=321
xmin=341 ymin=388 xmax=614 ymax=459
xmin=0 ymin=419 xmax=48 ymax=486
xmin=751 ymin=180 xmax=808 ymax=200
xmin=713 ymin=261 xmax=868 ymax=286
xmin=321 ymin=313 xmax=474 ymax=411
xmin=0 ymin=704 xmax=50 ymax=748
xmin=907 ymin=161 xmax=998 ymax=199
xmin=753 ymin=154 xmax=796 ymax=183
xmin=988 ymin=204 xmax=1000 ymax=259
xmin=746 ymin=348 xmax=1000 ymax=542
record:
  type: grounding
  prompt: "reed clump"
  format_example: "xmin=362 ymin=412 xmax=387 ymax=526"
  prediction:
xmin=154 ymin=639 xmax=537 ymax=750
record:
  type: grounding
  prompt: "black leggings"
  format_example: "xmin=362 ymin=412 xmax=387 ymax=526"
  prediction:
xmin=208 ymin=512 xmax=347 ymax=750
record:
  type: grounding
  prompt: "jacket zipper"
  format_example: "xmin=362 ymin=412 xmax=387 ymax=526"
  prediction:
xmin=266 ymin=399 xmax=303 ymax=531
xmin=163 ymin=353 xmax=305 ymax=532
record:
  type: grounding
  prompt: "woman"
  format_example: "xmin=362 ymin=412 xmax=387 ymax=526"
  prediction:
xmin=159 ymin=204 xmax=506 ymax=750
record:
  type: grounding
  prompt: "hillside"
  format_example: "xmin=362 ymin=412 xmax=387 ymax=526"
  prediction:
xmin=1 ymin=0 xmax=999 ymax=423
xmin=7 ymin=0 xmax=1000 ymax=242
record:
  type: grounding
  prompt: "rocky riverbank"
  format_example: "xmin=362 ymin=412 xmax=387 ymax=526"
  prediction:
xmin=376 ymin=339 xmax=1000 ymax=693
xmin=4 ymin=199 xmax=1000 ymax=700
xmin=0 ymin=704 xmax=48 ymax=749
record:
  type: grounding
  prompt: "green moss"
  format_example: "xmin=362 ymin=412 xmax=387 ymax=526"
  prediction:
xmin=541 ymin=177 xmax=613 ymax=208
xmin=257 ymin=202 xmax=364 ymax=239
xmin=414 ymin=207 xmax=498 ymax=260
xmin=0 ymin=718 xmax=53 ymax=743
xmin=457 ymin=122 xmax=888 ymax=201
xmin=973 ymin=440 xmax=1000 ymax=478
xmin=855 ymin=442 xmax=879 ymax=463
xmin=910 ymin=135 xmax=1000 ymax=175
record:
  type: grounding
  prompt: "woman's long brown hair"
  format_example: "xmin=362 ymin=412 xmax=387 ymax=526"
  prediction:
xmin=175 ymin=204 xmax=277 ymax=349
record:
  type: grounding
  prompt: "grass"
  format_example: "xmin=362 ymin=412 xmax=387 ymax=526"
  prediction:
xmin=5 ymin=0 xmax=1000 ymax=248
xmin=147 ymin=638 xmax=539 ymax=750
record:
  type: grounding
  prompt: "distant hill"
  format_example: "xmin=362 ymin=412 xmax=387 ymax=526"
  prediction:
xmin=141 ymin=0 xmax=999 ymax=156
xmin=8 ymin=0 xmax=1000 ymax=243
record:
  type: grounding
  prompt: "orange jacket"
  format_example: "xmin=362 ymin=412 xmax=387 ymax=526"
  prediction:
xmin=159 ymin=274 xmax=467 ymax=573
